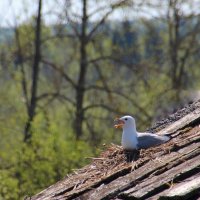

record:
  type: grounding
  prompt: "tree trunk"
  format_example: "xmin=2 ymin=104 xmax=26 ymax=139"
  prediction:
xmin=74 ymin=0 xmax=88 ymax=138
xmin=24 ymin=0 xmax=42 ymax=142
xmin=167 ymin=0 xmax=182 ymax=102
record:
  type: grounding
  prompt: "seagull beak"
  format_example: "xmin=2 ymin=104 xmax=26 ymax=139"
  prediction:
xmin=114 ymin=118 xmax=125 ymax=129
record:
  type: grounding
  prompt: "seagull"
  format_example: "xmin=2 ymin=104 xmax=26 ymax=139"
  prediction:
xmin=114 ymin=115 xmax=170 ymax=150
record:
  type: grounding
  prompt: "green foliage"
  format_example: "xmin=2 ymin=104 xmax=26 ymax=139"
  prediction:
xmin=0 ymin=170 xmax=19 ymax=200
xmin=0 ymin=81 xmax=95 ymax=199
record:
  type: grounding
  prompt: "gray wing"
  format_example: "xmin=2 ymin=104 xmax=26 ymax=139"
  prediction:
xmin=137 ymin=132 xmax=170 ymax=149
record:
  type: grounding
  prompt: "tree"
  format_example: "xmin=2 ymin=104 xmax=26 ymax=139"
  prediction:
xmin=14 ymin=0 xmax=43 ymax=142
xmin=42 ymin=0 xmax=131 ymax=139
xmin=166 ymin=0 xmax=200 ymax=99
xmin=24 ymin=0 xmax=42 ymax=142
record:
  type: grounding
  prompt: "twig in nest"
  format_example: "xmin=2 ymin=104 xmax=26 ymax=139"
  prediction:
xmin=85 ymin=157 xmax=105 ymax=160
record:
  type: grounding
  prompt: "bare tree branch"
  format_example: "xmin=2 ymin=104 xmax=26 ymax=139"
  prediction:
xmin=63 ymin=2 xmax=81 ymax=39
xmin=41 ymin=59 xmax=76 ymax=88
xmin=87 ymin=0 xmax=129 ymax=41
xmin=83 ymin=103 xmax=127 ymax=115
xmin=84 ymin=84 xmax=152 ymax=120
xmin=88 ymin=55 xmax=114 ymax=64
xmin=94 ymin=63 xmax=113 ymax=102
xmin=37 ymin=92 xmax=75 ymax=106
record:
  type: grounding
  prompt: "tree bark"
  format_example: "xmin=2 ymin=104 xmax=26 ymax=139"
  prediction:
xmin=74 ymin=0 xmax=88 ymax=138
xmin=168 ymin=0 xmax=180 ymax=91
xmin=24 ymin=0 xmax=42 ymax=142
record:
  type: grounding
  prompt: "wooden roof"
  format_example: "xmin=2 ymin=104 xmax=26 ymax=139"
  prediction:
xmin=30 ymin=101 xmax=200 ymax=200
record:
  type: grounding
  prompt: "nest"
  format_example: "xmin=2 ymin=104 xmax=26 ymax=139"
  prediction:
xmin=61 ymin=110 xmax=200 ymax=194
xmin=61 ymin=123 xmax=200 ymax=195
xmin=65 ymin=139 xmax=177 ymax=192
xmin=50 ymin=124 xmax=200 ymax=199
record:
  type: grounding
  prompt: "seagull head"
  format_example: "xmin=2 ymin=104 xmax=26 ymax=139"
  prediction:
xmin=114 ymin=115 xmax=136 ymax=130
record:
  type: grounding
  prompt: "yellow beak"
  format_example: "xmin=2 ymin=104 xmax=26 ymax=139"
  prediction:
xmin=114 ymin=118 xmax=125 ymax=129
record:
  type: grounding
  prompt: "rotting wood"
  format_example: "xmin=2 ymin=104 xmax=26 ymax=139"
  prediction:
xmin=150 ymin=101 xmax=200 ymax=132
xmin=70 ymin=128 xmax=199 ymax=197
xmin=78 ymin=143 xmax=200 ymax=200
xmin=121 ymin=153 xmax=200 ymax=199
xmin=30 ymin=146 xmax=134 ymax=200
xmin=158 ymin=174 xmax=200 ymax=200
xmin=157 ymin=108 xmax=200 ymax=136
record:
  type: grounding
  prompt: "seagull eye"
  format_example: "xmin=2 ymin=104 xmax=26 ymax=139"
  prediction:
xmin=125 ymin=118 xmax=128 ymax=121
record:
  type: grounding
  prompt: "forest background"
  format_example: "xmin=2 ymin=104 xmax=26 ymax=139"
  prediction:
xmin=0 ymin=0 xmax=200 ymax=199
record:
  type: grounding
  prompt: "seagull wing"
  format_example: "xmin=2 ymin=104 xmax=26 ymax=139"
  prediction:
xmin=137 ymin=132 xmax=170 ymax=149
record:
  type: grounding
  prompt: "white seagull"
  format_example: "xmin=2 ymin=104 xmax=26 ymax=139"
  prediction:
xmin=114 ymin=115 xmax=170 ymax=150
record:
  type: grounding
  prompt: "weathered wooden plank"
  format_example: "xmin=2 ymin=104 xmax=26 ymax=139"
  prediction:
xmin=75 ymin=143 xmax=200 ymax=200
xmin=157 ymin=108 xmax=200 ymax=136
xmin=122 ymin=154 xmax=200 ymax=199
xmin=149 ymin=101 xmax=200 ymax=132
xmin=30 ymin=181 xmax=75 ymax=200
xmin=158 ymin=175 xmax=200 ymax=200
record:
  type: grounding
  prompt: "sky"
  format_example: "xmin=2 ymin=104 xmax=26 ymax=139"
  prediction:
xmin=0 ymin=0 xmax=137 ymax=27
xmin=0 ymin=0 xmax=199 ymax=27
xmin=0 ymin=0 xmax=62 ymax=27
